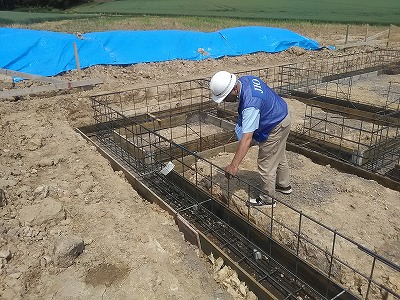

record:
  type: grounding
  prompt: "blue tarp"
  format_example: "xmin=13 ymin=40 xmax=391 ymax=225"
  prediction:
xmin=0 ymin=26 xmax=322 ymax=77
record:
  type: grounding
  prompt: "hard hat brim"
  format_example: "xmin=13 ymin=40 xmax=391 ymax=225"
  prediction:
xmin=211 ymin=74 xmax=236 ymax=103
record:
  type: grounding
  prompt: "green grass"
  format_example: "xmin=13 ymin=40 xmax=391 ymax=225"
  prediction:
xmin=0 ymin=11 xmax=95 ymax=25
xmin=70 ymin=0 xmax=400 ymax=25
xmin=1 ymin=0 xmax=398 ymax=26
xmin=0 ymin=13 xmax=327 ymax=35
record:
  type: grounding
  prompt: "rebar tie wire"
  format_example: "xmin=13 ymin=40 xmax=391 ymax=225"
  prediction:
xmin=176 ymin=198 xmax=213 ymax=213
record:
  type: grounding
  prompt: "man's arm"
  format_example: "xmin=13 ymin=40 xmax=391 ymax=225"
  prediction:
xmin=224 ymin=131 xmax=253 ymax=178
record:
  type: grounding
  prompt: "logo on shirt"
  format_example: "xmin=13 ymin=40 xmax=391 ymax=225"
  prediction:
xmin=252 ymin=78 xmax=264 ymax=94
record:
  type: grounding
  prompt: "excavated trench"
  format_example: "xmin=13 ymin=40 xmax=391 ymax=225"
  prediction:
xmin=78 ymin=49 xmax=400 ymax=299
xmin=78 ymin=123 xmax=359 ymax=300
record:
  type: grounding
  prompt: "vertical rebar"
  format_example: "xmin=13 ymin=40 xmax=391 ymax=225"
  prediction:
xmin=328 ymin=231 xmax=337 ymax=279
xmin=185 ymin=122 xmax=188 ymax=143
xmin=365 ymin=256 xmax=376 ymax=299
xmin=339 ymin=115 xmax=345 ymax=154
xmin=118 ymin=92 xmax=123 ymax=115
xmin=194 ymin=156 xmax=198 ymax=186
xmin=181 ymin=147 xmax=185 ymax=174
xmin=227 ymin=173 xmax=231 ymax=209
xmin=127 ymin=124 xmax=133 ymax=167
xmin=387 ymin=25 xmax=392 ymax=48
xmin=323 ymin=111 xmax=328 ymax=143
xmin=210 ymin=163 xmax=214 ymax=198
xmin=356 ymin=120 xmax=363 ymax=166
xmin=347 ymin=76 xmax=352 ymax=101
xmin=345 ymin=25 xmax=349 ymax=45
xmin=386 ymin=81 xmax=392 ymax=109
xmin=296 ymin=213 xmax=302 ymax=256
xmin=303 ymin=105 xmax=309 ymax=136
xmin=270 ymin=200 xmax=275 ymax=239
xmin=246 ymin=184 xmax=251 ymax=239
xmin=199 ymin=116 xmax=203 ymax=150
xmin=291 ymin=212 xmax=303 ymax=298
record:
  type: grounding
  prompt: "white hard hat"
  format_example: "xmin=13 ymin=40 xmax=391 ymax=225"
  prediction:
xmin=210 ymin=71 xmax=237 ymax=103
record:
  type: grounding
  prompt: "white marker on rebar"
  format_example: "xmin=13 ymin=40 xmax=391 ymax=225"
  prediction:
xmin=253 ymin=249 xmax=262 ymax=260
xmin=160 ymin=161 xmax=175 ymax=175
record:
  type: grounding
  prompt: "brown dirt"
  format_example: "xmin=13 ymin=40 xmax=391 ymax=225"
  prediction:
xmin=0 ymin=20 xmax=399 ymax=300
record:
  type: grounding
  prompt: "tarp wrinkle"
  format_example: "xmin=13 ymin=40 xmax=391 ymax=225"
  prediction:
xmin=0 ymin=26 xmax=322 ymax=77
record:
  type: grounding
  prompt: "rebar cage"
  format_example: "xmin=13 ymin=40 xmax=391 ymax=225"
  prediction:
xmin=88 ymin=49 xmax=400 ymax=300
xmin=300 ymin=103 xmax=399 ymax=175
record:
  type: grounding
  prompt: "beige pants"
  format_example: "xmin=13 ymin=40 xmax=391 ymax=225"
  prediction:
xmin=257 ymin=113 xmax=291 ymax=201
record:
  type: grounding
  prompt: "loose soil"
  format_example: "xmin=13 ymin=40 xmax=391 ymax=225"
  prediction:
xmin=0 ymin=20 xmax=399 ymax=300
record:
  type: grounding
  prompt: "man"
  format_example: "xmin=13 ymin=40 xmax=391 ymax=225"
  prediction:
xmin=209 ymin=71 xmax=292 ymax=207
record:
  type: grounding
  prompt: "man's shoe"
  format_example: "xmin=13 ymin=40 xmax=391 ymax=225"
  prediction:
xmin=276 ymin=185 xmax=292 ymax=194
xmin=247 ymin=197 xmax=276 ymax=208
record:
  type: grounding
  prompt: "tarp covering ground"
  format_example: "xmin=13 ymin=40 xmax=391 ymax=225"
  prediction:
xmin=0 ymin=26 xmax=321 ymax=77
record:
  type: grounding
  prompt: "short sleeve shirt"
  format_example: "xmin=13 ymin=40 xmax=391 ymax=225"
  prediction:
xmin=235 ymin=107 xmax=260 ymax=140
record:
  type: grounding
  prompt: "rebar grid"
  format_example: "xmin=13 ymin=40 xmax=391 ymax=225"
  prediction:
xmin=139 ymin=170 xmax=335 ymax=300
xmin=296 ymin=72 xmax=400 ymax=112
xmin=297 ymin=84 xmax=399 ymax=175
xmin=90 ymin=92 xmax=399 ymax=299
xmin=88 ymin=49 xmax=400 ymax=299
xmin=276 ymin=49 xmax=400 ymax=95
xmin=90 ymin=50 xmax=400 ymax=120
xmin=91 ymin=78 xmax=210 ymax=118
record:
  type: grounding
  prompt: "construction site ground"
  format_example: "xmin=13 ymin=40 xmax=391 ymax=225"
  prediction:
xmin=0 ymin=21 xmax=399 ymax=300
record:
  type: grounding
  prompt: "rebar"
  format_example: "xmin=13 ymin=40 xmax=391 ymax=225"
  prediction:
xmin=87 ymin=49 xmax=400 ymax=300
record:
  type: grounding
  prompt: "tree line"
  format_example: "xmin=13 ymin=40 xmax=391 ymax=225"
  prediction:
xmin=0 ymin=0 xmax=90 ymax=10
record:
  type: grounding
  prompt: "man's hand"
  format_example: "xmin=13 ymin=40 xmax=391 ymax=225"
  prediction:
xmin=223 ymin=132 xmax=253 ymax=179
xmin=224 ymin=164 xmax=238 ymax=179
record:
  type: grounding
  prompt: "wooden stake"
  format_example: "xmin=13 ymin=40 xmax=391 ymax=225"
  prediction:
xmin=345 ymin=25 xmax=349 ymax=44
xmin=387 ymin=24 xmax=392 ymax=48
xmin=73 ymin=42 xmax=82 ymax=77
xmin=364 ymin=24 xmax=369 ymax=42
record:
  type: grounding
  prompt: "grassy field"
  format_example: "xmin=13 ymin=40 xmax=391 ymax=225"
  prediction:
xmin=1 ymin=0 xmax=399 ymax=26
xmin=0 ymin=11 xmax=95 ymax=25
xmin=72 ymin=0 xmax=400 ymax=25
